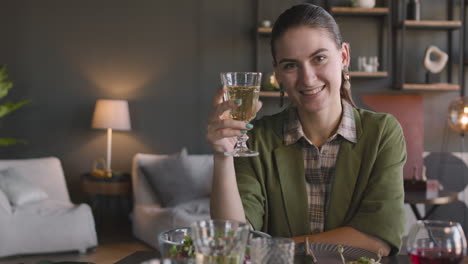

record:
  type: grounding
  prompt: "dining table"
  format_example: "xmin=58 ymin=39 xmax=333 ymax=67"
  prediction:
xmin=116 ymin=249 xmax=466 ymax=264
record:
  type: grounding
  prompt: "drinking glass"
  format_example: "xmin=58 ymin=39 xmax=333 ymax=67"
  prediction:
xmin=220 ymin=72 xmax=262 ymax=157
xmin=250 ymin=237 xmax=295 ymax=264
xmin=141 ymin=259 xmax=195 ymax=264
xmin=407 ymin=220 xmax=467 ymax=264
xmin=191 ymin=219 xmax=250 ymax=264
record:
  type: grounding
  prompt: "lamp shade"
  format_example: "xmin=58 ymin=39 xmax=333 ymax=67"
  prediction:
xmin=448 ymin=97 xmax=468 ymax=134
xmin=92 ymin=99 xmax=131 ymax=131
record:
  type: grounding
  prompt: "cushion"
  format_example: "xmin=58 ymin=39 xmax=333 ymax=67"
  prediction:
xmin=141 ymin=150 xmax=213 ymax=207
xmin=0 ymin=188 xmax=11 ymax=213
xmin=174 ymin=197 xmax=210 ymax=215
xmin=0 ymin=168 xmax=49 ymax=207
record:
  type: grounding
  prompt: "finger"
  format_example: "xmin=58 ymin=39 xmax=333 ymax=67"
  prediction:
xmin=207 ymin=119 xmax=249 ymax=133
xmin=209 ymin=128 xmax=245 ymax=141
xmin=209 ymin=99 xmax=241 ymax=121
xmin=256 ymin=100 xmax=263 ymax=112
xmin=212 ymin=87 xmax=227 ymax=106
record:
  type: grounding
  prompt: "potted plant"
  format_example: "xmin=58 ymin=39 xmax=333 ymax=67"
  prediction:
xmin=0 ymin=65 xmax=30 ymax=146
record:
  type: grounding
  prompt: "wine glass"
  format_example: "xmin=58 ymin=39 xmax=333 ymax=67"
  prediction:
xmin=191 ymin=219 xmax=250 ymax=264
xmin=220 ymin=72 xmax=262 ymax=157
xmin=407 ymin=220 xmax=467 ymax=264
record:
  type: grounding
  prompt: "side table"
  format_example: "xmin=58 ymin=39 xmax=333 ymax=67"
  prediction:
xmin=81 ymin=172 xmax=132 ymax=233
xmin=404 ymin=190 xmax=459 ymax=220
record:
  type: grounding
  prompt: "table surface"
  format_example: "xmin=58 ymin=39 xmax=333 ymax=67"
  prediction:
xmin=81 ymin=172 xmax=131 ymax=196
xmin=115 ymin=250 xmax=415 ymax=264
xmin=404 ymin=190 xmax=458 ymax=204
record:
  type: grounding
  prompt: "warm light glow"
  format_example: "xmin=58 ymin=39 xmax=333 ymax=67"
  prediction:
xmin=461 ymin=116 xmax=468 ymax=125
xmin=448 ymin=97 xmax=468 ymax=133
xmin=92 ymin=99 xmax=131 ymax=131
xmin=62 ymin=46 xmax=162 ymax=99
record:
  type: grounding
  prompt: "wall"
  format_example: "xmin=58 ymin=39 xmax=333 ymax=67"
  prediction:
xmin=0 ymin=0 xmax=255 ymax=201
xmin=0 ymin=0 xmax=466 ymax=204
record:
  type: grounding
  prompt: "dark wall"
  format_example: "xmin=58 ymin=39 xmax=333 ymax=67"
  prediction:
xmin=0 ymin=0 xmax=466 ymax=202
xmin=0 ymin=0 xmax=255 ymax=201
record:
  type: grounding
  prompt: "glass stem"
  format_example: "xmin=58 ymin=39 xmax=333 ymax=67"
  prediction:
xmin=235 ymin=134 xmax=249 ymax=153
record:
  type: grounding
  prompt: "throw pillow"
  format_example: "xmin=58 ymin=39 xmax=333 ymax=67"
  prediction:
xmin=0 ymin=188 xmax=11 ymax=213
xmin=0 ymin=168 xmax=49 ymax=207
xmin=183 ymin=154 xmax=213 ymax=198
xmin=141 ymin=149 xmax=213 ymax=207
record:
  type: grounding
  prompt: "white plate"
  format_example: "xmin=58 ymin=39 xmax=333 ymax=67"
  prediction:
xmin=296 ymin=243 xmax=378 ymax=263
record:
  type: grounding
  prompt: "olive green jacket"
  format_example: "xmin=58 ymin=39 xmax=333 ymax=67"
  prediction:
xmin=234 ymin=107 xmax=406 ymax=255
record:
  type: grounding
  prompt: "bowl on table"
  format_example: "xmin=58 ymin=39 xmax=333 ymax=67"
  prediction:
xmin=158 ymin=227 xmax=271 ymax=259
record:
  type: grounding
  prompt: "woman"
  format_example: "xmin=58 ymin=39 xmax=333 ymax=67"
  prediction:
xmin=206 ymin=4 xmax=406 ymax=256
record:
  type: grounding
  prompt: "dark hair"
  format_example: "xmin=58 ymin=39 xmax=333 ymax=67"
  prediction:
xmin=271 ymin=4 xmax=356 ymax=107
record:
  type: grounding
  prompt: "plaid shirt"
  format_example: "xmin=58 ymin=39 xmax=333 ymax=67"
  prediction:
xmin=283 ymin=101 xmax=357 ymax=234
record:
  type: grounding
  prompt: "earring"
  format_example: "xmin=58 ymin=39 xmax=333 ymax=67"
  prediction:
xmin=342 ymin=65 xmax=351 ymax=90
xmin=279 ymin=83 xmax=285 ymax=107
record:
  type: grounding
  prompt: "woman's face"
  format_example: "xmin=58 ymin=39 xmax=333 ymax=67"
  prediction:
xmin=273 ymin=26 xmax=349 ymax=114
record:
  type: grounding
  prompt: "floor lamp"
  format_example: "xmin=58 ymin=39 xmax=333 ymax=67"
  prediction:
xmin=92 ymin=99 xmax=131 ymax=176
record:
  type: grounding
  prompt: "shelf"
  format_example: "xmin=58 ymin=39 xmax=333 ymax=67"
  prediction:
xmin=350 ymin=71 xmax=388 ymax=78
xmin=258 ymin=27 xmax=272 ymax=34
xmin=402 ymin=83 xmax=460 ymax=91
xmin=259 ymin=91 xmax=288 ymax=98
xmin=403 ymin=20 xmax=462 ymax=29
xmin=331 ymin=7 xmax=389 ymax=15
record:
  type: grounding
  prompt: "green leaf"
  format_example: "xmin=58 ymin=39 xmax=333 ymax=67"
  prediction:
xmin=0 ymin=100 xmax=31 ymax=118
xmin=0 ymin=81 xmax=13 ymax=100
xmin=0 ymin=65 xmax=12 ymax=100
xmin=0 ymin=138 xmax=27 ymax=146
xmin=0 ymin=65 xmax=8 ymax=82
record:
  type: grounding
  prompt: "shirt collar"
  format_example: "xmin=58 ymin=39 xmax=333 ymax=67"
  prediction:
xmin=283 ymin=100 xmax=357 ymax=146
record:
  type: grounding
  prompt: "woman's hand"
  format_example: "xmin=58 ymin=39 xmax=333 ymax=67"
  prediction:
xmin=206 ymin=87 xmax=262 ymax=156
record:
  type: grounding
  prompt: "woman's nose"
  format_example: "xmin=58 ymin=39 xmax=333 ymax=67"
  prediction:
xmin=300 ymin=65 xmax=317 ymax=86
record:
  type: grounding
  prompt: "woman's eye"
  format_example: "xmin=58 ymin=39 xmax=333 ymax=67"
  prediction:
xmin=314 ymin=55 xmax=326 ymax=63
xmin=282 ymin=63 xmax=296 ymax=70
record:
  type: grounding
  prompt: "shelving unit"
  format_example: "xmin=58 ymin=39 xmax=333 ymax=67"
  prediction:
xmin=403 ymin=20 xmax=462 ymax=29
xmin=393 ymin=0 xmax=465 ymax=91
xmin=350 ymin=71 xmax=388 ymax=78
xmin=460 ymin=0 xmax=468 ymax=96
xmin=259 ymin=91 xmax=288 ymax=98
xmin=402 ymin=83 xmax=460 ymax=91
xmin=330 ymin=3 xmax=392 ymax=80
xmin=255 ymin=1 xmax=392 ymax=98
xmin=257 ymin=27 xmax=272 ymax=34
xmin=331 ymin=7 xmax=389 ymax=15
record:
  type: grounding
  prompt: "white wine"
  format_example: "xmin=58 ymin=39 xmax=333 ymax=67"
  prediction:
xmin=195 ymin=252 xmax=243 ymax=264
xmin=224 ymin=85 xmax=260 ymax=122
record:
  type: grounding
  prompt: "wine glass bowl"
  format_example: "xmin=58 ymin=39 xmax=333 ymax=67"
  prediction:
xmin=220 ymin=72 xmax=262 ymax=157
xmin=407 ymin=220 xmax=467 ymax=264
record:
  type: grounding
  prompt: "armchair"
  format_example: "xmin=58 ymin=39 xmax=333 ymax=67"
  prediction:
xmin=131 ymin=151 xmax=212 ymax=249
xmin=0 ymin=157 xmax=97 ymax=257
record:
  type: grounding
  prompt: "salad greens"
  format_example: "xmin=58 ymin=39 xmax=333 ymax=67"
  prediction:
xmin=338 ymin=245 xmax=383 ymax=264
xmin=168 ymin=236 xmax=195 ymax=259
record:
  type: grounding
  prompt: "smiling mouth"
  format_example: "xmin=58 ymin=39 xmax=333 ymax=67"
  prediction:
xmin=300 ymin=85 xmax=325 ymax=96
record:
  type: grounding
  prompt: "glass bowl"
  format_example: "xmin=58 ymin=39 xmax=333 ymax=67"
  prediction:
xmin=158 ymin=227 xmax=271 ymax=259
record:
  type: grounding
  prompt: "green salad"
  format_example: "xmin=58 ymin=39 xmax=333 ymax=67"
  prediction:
xmin=337 ymin=245 xmax=382 ymax=264
xmin=168 ymin=236 xmax=195 ymax=259
xmin=167 ymin=234 xmax=251 ymax=264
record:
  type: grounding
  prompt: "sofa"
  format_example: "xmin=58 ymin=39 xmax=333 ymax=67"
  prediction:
xmin=0 ymin=157 xmax=97 ymax=257
xmin=131 ymin=149 xmax=212 ymax=249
